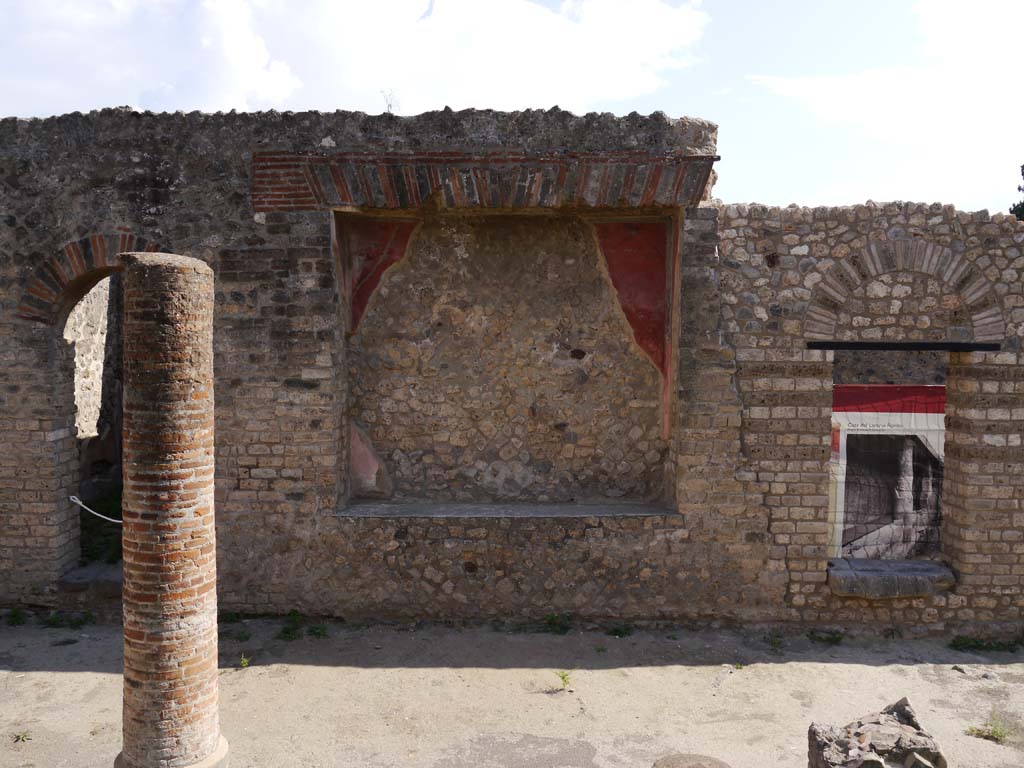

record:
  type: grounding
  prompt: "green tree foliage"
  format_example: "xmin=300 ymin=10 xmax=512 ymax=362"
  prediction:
xmin=1011 ymin=164 xmax=1024 ymax=221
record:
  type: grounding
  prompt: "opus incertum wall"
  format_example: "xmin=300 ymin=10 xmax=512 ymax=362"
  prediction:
xmin=1 ymin=108 xmax=1022 ymax=636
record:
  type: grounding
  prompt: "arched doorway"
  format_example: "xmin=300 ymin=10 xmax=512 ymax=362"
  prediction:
xmin=62 ymin=274 xmax=123 ymax=566
xmin=1 ymin=233 xmax=161 ymax=605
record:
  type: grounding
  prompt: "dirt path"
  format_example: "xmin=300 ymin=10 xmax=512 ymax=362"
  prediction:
xmin=1 ymin=618 xmax=1022 ymax=768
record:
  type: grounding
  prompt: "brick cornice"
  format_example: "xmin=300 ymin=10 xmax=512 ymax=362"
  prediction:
xmin=253 ymin=150 xmax=717 ymax=213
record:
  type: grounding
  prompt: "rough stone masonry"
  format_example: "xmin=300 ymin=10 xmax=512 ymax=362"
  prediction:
xmin=1 ymin=107 xmax=1022 ymax=636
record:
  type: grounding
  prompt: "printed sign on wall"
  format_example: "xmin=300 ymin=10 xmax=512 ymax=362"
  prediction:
xmin=830 ymin=385 xmax=945 ymax=559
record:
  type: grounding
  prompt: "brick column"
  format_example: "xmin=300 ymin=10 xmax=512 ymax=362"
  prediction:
xmin=116 ymin=254 xmax=228 ymax=768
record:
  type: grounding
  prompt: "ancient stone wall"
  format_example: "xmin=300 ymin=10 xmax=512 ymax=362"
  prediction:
xmin=349 ymin=216 xmax=666 ymax=503
xmin=219 ymin=210 xmax=774 ymax=625
xmin=1 ymin=108 xmax=1021 ymax=634
xmin=943 ymin=351 xmax=1024 ymax=630
xmin=717 ymin=202 xmax=1021 ymax=349
xmin=832 ymin=349 xmax=947 ymax=386
xmin=716 ymin=202 xmax=1024 ymax=630
xmin=0 ymin=107 xmax=712 ymax=606
xmin=222 ymin=511 xmax=692 ymax=621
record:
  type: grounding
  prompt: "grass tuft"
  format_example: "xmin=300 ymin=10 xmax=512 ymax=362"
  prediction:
xmin=40 ymin=612 xmax=66 ymax=629
xmin=808 ymin=630 xmax=844 ymax=646
xmin=277 ymin=610 xmax=306 ymax=641
xmin=68 ymin=611 xmax=95 ymax=630
xmin=542 ymin=614 xmax=571 ymax=635
xmin=966 ymin=710 xmax=1012 ymax=744
xmin=950 ymin=635 xmax=1022 ymax=654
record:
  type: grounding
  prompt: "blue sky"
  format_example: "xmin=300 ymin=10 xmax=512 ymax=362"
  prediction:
xmin=2 ymin=0 xmax=1020 ymax=212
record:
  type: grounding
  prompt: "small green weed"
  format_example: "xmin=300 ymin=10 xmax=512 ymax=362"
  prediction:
xmin=808 ymin=630 xmax=844 ymax=646
xmin=666 ymin=634 xmax=679 ymax=641
xmin=40 ymin=612 xmax=66 ymax=629
xmin=765 ymin=631 xmax=784 ymax=652
xmin=12 ymin=731 xmax=31 ymax=743
xmin=733 ymin=662 xmax=744 ymax=670
xmin=68 ymin=611 xmax=95 ymax=629
xmin=307 ymin=625 xmax=328 ymax=639
xmin=950 ymin=635 xmax=1022 ymax=653
xmin=277 ymin=610 xmax=305 ymax=641
xmin=220 ymin=611 xmax=242 ymax=624
xmin=966 ymin=710 xmax=1012 ymax=744
xmin=595 ymin=645 xmax=607 ymax=653
xmin=554 ymin=670 xmax=571 ymax=690
xmin=542 ymin=614 xmax=571 ymax=635
xmin=606 ymin=625 xmax=633 ymax=638
xmin=239 ymin=653 xmax=251 ymax=669
xmin=6 ymin=607 xmax=26 ymax=627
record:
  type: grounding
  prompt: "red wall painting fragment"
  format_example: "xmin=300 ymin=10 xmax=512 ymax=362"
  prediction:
xmin=341 ymin=217 xmax=417 ymax=331
xmin=594 ymin=221 xmax=668 ymax=375
xmin=832 ymin=385 xmax=946 ymax=414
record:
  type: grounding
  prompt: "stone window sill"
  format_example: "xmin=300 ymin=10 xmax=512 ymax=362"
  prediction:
xmin=827 ymin=557 xmax=956 ymax=599
xmin=337 ymin=501 xmax=672 ymax=519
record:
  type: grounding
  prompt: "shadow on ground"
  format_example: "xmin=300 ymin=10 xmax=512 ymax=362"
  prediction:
xmin=1 ymin=614 xmax=1022 ymax=675
xmin=3 ymin=618 xmax=1023 ymax=768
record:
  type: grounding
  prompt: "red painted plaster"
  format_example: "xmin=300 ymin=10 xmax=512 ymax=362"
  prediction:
xmin=594 ymin=222 xmax=668 ymax=374
xmin=342 ymin=218 xmax=417 ymax=331
xmin=832 ymin=385 xmax=946 ymax=413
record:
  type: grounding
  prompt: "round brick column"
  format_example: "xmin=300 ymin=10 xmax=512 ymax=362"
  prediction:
xmin=116 ymin=254 xmax=228 ymax=768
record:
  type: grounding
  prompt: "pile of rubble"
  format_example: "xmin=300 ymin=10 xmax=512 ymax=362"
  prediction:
xmin=808 ymin=698 xmax=947 ymax=768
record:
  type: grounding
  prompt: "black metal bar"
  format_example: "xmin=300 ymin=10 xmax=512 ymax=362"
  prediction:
xmin=806 ymin=341 xmax=1002 ymax=352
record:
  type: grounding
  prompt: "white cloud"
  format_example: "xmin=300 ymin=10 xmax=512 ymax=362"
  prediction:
xmin=239 ymin=0 xmax=709 ymax=115
xmin=197 ymin=0 xmax=302 ymax=110
xmin=747 ymin=0 xmax=1023 ymax=211
xmin=0 ymin=0 xmax=708 ymax=117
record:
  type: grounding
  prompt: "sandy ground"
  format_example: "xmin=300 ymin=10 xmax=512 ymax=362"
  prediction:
xmin=1 ymin=617 xmax=1022 ymax=768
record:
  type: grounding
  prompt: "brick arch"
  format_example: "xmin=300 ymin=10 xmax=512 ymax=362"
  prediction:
xmin=804 ymin=239 xmax=1005 ymax=343
xmin=15 ymin=231 xmax=164 ymax=325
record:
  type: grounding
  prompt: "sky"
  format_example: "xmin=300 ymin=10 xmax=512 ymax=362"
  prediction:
xmin=1 ymin=0 xmax=1021 ymax=212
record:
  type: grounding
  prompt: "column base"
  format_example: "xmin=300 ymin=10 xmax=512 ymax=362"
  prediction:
xmin=114 ymin=736 xmax=229 ymax=768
